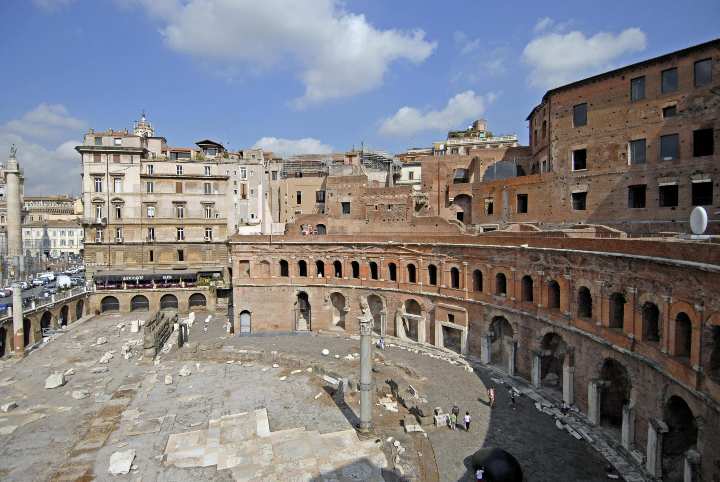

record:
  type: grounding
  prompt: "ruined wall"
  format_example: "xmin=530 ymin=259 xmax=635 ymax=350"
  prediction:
xmin=230 ymin=236 xmax=720 ymax=480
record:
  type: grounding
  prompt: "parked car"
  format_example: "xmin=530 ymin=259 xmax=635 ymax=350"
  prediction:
xmin=44 ymin=286 xmax=57 ymax=295
xmin=56 ymin=275 xmax=72 ymax=290
xmin=31 ymin=278 xmax=44 ymax=287
xmin=19 ymin=281 xmax=29 ymax=290
xmin=39 ymin=272 xmax=55 ymax=282
xmin=0 ymin=288 xmax=11 ymax=297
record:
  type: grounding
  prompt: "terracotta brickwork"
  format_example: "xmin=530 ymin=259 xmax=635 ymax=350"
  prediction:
xmin=230 ymin=233 xmax=720 ymax=480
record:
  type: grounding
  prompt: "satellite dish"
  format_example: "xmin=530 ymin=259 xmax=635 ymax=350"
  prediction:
xmin=690 ymin=206 xmax=708 ymax=235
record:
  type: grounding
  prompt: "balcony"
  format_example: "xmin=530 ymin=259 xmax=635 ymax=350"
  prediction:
xmin=81 ymin=217 xmax=106 ymax=227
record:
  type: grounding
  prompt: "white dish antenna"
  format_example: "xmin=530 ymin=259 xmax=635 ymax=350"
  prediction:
xmin=690 ymin=206 xmax=708 ymax=235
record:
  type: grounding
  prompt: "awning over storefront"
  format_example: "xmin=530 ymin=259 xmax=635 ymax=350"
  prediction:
xmin=93 ymin=267 xmax=224 ymax=284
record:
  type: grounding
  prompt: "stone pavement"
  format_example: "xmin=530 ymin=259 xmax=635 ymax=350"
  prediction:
xmin=0 ymin=312 xmax=648 ymax=481
xmin=164 ymin=408 xmax=386 ymax=480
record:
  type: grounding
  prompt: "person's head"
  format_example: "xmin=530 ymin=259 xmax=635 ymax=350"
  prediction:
xmin=466 ymin=411 xmax=469 ymax=415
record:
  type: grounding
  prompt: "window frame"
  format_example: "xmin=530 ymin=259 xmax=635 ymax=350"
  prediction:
xmin=572 ymin=103 xmax=587 ymax=127
xmin=660 ymin=133 xmax=680 ymax=161
xmin=661 ymin=67 xmax=678 ymax=94
xmin=630 ymin=76 xmax=646 ymax=102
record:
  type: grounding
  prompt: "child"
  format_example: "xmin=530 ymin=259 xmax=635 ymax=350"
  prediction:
xmin=464 ymin=411 xmax=471 ymax=431
xmin=449 ymin=411 xmax=457 ymax=430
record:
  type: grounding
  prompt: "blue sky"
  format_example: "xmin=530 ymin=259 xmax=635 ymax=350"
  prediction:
xmin=0 ymin=0 xmax=718 ymax=194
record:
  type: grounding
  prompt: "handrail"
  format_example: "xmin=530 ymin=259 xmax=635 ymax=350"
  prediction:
xmin=0 ymin=287 xmax=89 ymax=324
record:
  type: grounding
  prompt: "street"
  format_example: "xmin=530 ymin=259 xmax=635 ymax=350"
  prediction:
xmin=0 ymin=283 xmax=57 ymax=306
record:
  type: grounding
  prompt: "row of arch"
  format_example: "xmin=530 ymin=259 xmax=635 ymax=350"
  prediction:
xmin=99 ymin=293 xmax=207 ymax=313
xmin=487 ymin=315 xmax=698 ymax=481
xmin=0 ymin=300 xmax=85 ymax=357
xmin=269 ymin=257 xmax=705 ymax=368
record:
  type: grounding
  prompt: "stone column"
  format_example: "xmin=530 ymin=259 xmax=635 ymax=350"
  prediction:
xmin=531 ymin=351 xmax=542 ymax=388
xmin=358 ymin=307 xmax=374 ymax=433
xmin=683 ymin=449 xmax=700 ymax=482
xmin=507 ymin=340 xmax=517 ymax=376
xmin=645 ymin=418 xmax=668 ymax=478
xmin=621 ymin=403 xmax=635 ymax=450
xmin=587 ymin=379 xmax=602 ymax=425
xmin=562 ymin=365 xmax=575 ymax=405
xmin=480 ymin=334 xmax=492 ymax=364
xmin=5 ymin=147 xmax=24 ymax=279
xmin=12 ymin=283 xmax=24 ymax=357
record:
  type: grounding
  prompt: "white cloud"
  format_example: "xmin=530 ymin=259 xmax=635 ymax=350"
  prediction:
xmin=125 ymin=0 xmax=436 ymax=107
xmin=3 ymin=103 xmax=86 ymax=142
xmin=252 ymin=137 xmax=333 ymax=157
xmin=0 ymin=104 xmax=84 ymax=195
xmin=453 ymin=31 xmax=482 ymax=56
xmin=534 ymin=17 xmax=554 ymax=33
xmin=379 ymin=90 xmax=492 ymax=138
xmin=523 ymin=27 xmax=647 ymax=90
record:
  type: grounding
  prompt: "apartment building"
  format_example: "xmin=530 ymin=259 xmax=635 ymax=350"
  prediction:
xmin=22 ymin=220 xmax=83 ymax=258
xmin=77 ymin=113 xmax=278 ymax=288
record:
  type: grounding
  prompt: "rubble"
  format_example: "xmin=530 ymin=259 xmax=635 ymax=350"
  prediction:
xmin=178 ymin=366 xmax=191 ymax=377
xmin=321 ymin=349 xmax=330 ymax=356
xmin=90 ymin=366 xmax=109 ymax=374
xmin=72 ymin=390 xmax=90 ymax=400
xmin=1 ymin=401 xmax=18 ymax=412
xmin=99 ymin=352 xmax=114 ymax=364
xmin=63 ymin=368 xmax=75 ymax=377
xmin=165 ymin=375 xmax=173 ymax=385
xmin=96 ymin=337 xmax=107 ymax=346
xmin=108 ymin=449 xmax=136 ymax=475
xmin=45 ymin=372 xmax=66 ymax=389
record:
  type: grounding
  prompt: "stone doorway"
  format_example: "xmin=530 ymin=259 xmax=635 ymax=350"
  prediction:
xmin=367 ymin=294 xmax=385 ymax=335
xmin=540 ymin=332 xmax=567 ymax=393
xmin=295 ymin=292 xmax=311 ymax=331
xmin=662 ymin=396 xmax=697 ymax=482
xmin=239 ymin=310 xmax=251 ymax=334
xmin=329 ymin=293 xmax=346 ymax=329
xmin=489 ymin=316 xmax=514 ymax=371
xmin=599 ymin=359 xmax=630 ymax=429
xmin=442 ymin=325 xmax=462 ymax=353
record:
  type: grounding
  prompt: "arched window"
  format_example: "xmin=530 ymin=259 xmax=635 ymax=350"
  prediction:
xmin=472 ymin=270 xmax=483 ymax=292
xmin=160 ymin=294 xmax=178 ymax=310
xmin=521 ymin=275 xmax=533 ymax=302
xmin=189 ymin=293 xmax=207 ymax=307
xmin=577 ymin=287 xmax=592 ymax=318
xmin=315 ymin=260 xmax=325 ymax=277
xmin=279 ymin=260 xmax=289 ymax=277
xmin=548 ymin=280 xmax=561 ymax=309
xmin=351 ymin=261 xmax=360 ymax=279
xmin=131 ymin=295 xmax=150 ymax=312
xmin=674 ymin=312 xmax=692 ymax=358
xmin=298 ymin=260 xmax=308 ymax=277
xmin=609 ymin=293 xmax=626 ymax=329
xmin=101 ymin=296 xmax=120 ymax=313
xmin=450 ymin=267 xmax=460 ymax=289
xmin=388 ymin=263 xmax=397 ymax=281
xmin=428 ymin=264 xmax=438 ymax=285
xmin=407 ymin=264 xmax=417 ymax=283
xmin=369 ymin=261 xmax=378 ymax=280
xmin=333 ymin=260 xmax=343 ymax=278
xmin=495 ymin=273 xmax=507 ymax=296
xmin=642 ymin=302 xmax=660 ymax=342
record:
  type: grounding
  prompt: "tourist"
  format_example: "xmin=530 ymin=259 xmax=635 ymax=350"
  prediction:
xmin=508 ymin=387 xmax=516 ymax=409
xmin=561 ymin=401 xmax=569 ymax=416
xmin=488 ymin=386 xmax=496 ymax=408
xmin=449 ymin=411 xmax=457 ymax=430
xmin=464 ymin=411 xmax=471 ymax=431
xmin=475 ymin=467 xmax=485 ymax=481
xmin=376 ymin=337 xmax=385 ymax=350
xmin=451 ymin=405 xmax=460 ymax=418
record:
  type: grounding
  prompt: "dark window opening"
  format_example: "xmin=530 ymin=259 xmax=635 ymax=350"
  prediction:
xmin=630 ymin=76 xmax=645 ymax=101
xmin=495 ymin=273 xmax=507 ymax=296
xmin=572 ymin=149 xmax=587 ymax=170
xmin=388 ymin=263 xmax=397 ymax=281
xmin=472 ymin=270 xmax=483 ymax=292
xmin=628 ymin=184 xmax=647 ymax=208
xmin=177 ymin=249 xmax=184 ymax=262
xmin=694 ymin=58 xmax=712 ymax=87
xmin=485 ymin=199 xmax=494 ymax=215
xmin=693 ymin=128 xmax=714 ymax=157
xmin=149 ymin=250 xmax=154 ymax=262
xmin=577 ymin=287 xmax=592 ymax=318
xmin=351 ymin=261 xmax=360 ymax=279
xmin=298 ymin=260 xmax=308 ymax=277
xmin=369 ymin=262 xmax=378 ymax=280
xmin=428 ymin=264 xmax=438 ymax=286
xmin=661 ymin=68 xmax=678 ymax=93
xmin=691 ymin=181 xmax=713 ymax=206
xmin=315 ymin=260 xmax=325 ymax=277
xmin=629 ymin=139 xmax=646 ymax=164
xmin=280 ymin=260 xmax=289 ymax=277
xmin=573 ymin=103 xmax=587 ymax=127
xmin=609 ymin=293 xmax=626 ymax=329
xmin=315 ymin=190 xmax=326 ymax=203
xmin=642 ymin=302 xmax=661 ymax=342
xmin=674 ymin=313 xmax=692 ymax=358
xmin=296 ymin=191 xmax=302 ymax=204
xmin=450 ymin=267 xmax=460 ymax=289
xmin=333 ymin=260 xmax=342 ymax=278
xmin=341 ymin=202 xmax=351 ymax=215
xmin=521 ymin=275 xmax=533 ymax=302
xmin=572 ymin=192 xmax=587 ymax=211
xmin=660 ymin=134 xmax=679 ymax=160
xmin=407 ymin=264 xmax=417 ymax=283
xmin=663 ymin=105 xmax=677 ymax=118
xmin=548 ymin=281 xmax=561 ymax=309
xmin=517 ymin=194 xmax=528 ymax=214
xmin=659 ymin=184 xmax=679 ymax=207
xmin=453 ymin=168 xmax=469 ymax=183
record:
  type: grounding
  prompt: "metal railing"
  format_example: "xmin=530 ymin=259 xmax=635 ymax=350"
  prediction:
xmin=0 ymin=286 xmax=89 ymax=324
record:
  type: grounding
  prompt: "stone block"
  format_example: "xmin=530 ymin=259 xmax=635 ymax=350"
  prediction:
xmin=108 ymin=449 xmax=135 ymax=475
xmin=1 ymin=401 xmax=18 ymax=412
xmin=45 ymin=372 xmax=66 ymax=389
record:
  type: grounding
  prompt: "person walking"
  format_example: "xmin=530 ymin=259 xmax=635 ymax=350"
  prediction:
xmin=464 ymin=411 xmax=471 ymax=431
xmin=449 ymin=411 xmax=457 ymax=430
xmin=508 ymin=387 xmax=516 ymax=410
xmin=488 ymin=386 xmax=496 ymax=408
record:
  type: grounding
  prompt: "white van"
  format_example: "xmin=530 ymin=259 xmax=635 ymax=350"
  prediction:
xmin=39 ymin=272 xmax=55 ymax=282
xmin=56 ymin=275 xmax=72 ymax=289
